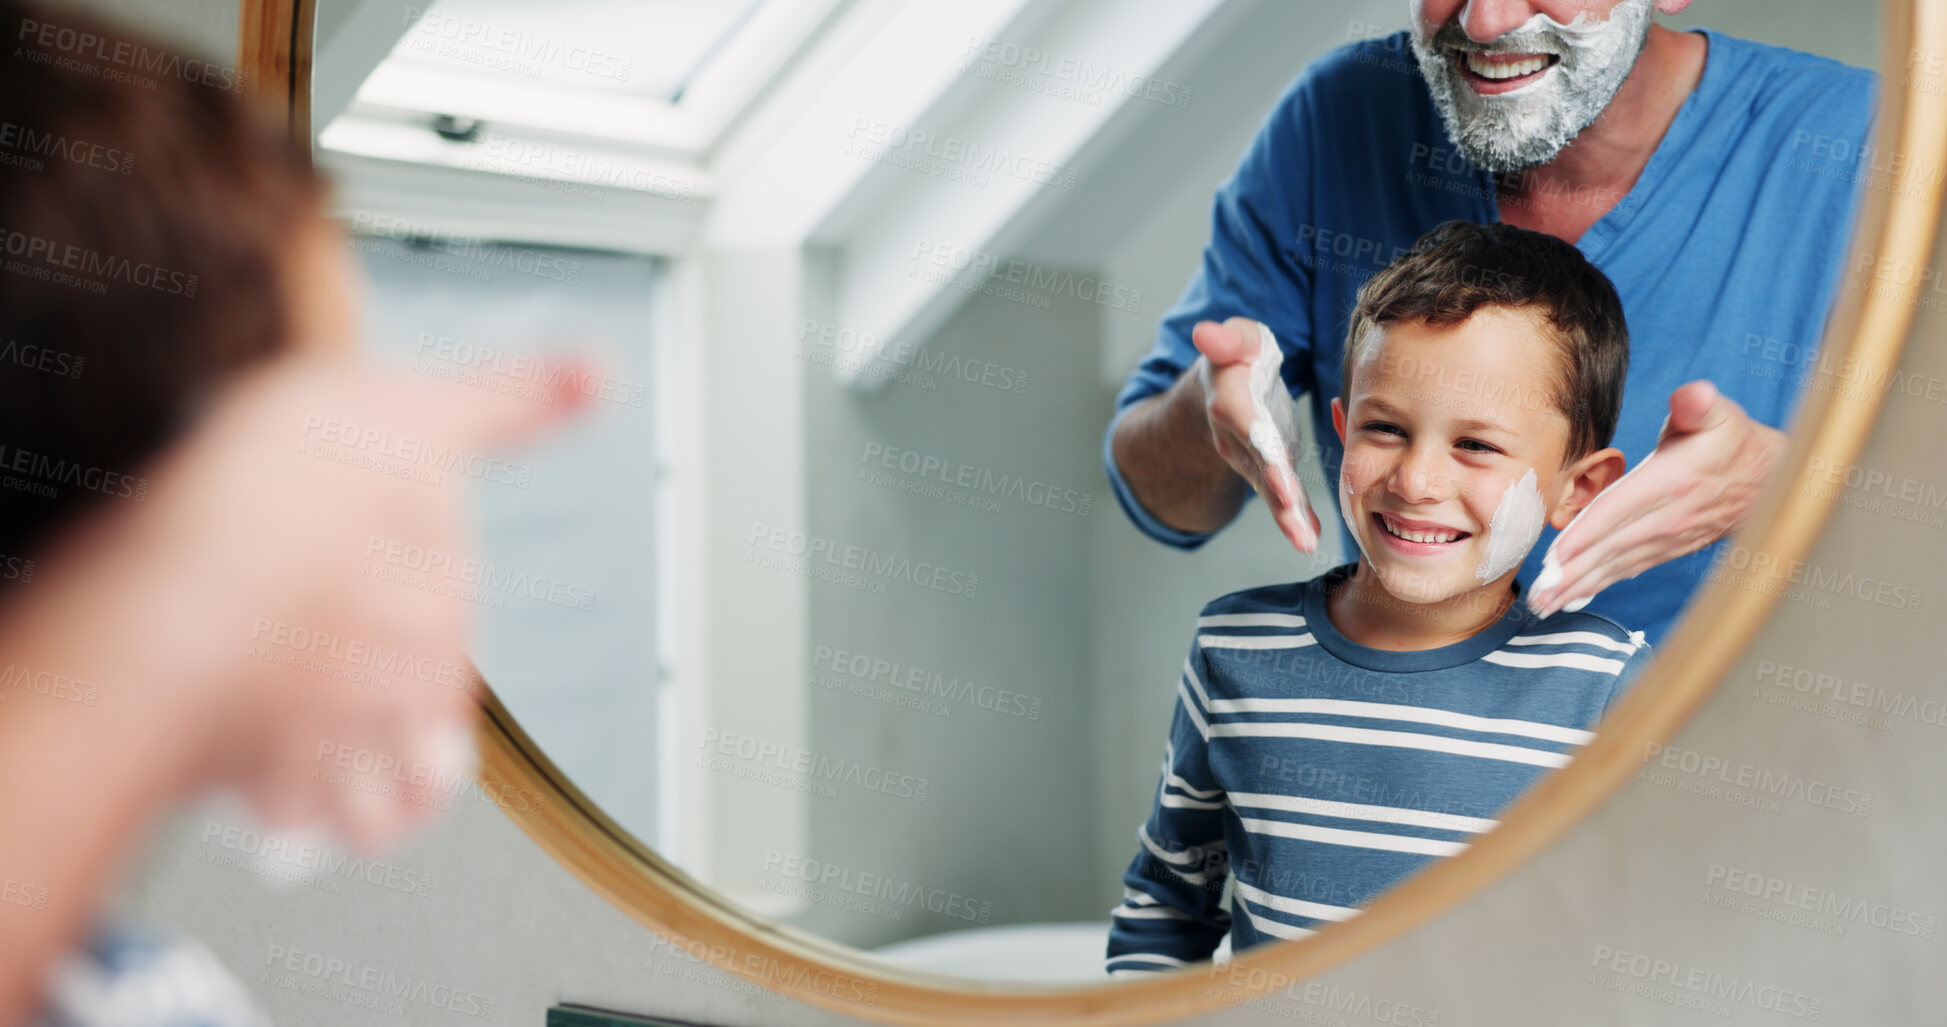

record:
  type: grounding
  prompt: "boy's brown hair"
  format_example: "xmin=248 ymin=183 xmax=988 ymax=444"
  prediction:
xmin=0 ymin=0 xmax=323 ymax=563
xmin=1339 ymin=220 xmax=1630 ymax=464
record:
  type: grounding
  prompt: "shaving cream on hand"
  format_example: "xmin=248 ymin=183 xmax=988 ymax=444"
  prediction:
xmin=1244 ymin=322 xmax=1303 ymax=499
xmin=1456 ymin=0 xmax=1625 ymax=44
xmin=1197 ymin=321 xmax=1313 ymax=549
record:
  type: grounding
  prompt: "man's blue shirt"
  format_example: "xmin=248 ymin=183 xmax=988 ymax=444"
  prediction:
xmin=1104 ymin=29 xmax=1877 ymax=647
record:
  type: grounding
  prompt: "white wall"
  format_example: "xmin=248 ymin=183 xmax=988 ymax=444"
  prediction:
xmin=788 ymin=272 xmax=1109 ymax=948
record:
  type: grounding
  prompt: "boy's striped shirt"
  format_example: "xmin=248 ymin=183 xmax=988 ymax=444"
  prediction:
xmin=1106 ymin=562 xmax=1651 ymax=977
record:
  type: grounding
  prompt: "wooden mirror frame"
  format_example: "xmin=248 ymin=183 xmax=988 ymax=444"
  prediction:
xmin=239 ymin=2 xmax=1947 ymax=1022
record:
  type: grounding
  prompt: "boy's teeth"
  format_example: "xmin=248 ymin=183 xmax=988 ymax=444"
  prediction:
xmin=1381 ymin=515 xmax=1462 ymax=544
xmin=1465 ymin=53 xmax=1550 ymax=80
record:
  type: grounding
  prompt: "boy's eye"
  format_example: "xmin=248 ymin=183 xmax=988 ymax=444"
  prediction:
xmin=1362 ymin=423 xmax=1500 ymax=455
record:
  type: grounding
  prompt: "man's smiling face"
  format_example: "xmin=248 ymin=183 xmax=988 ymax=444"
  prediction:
xmin=1408 ymin=0 xmax=1658 ymax=172
xmin=1330 ymin=306 xmax=1578 ymax=606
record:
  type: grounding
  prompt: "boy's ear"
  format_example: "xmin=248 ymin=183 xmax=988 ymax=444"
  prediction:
xmin=1330 ymin=396 xmax=1347 ymax=445
xmin=1549 ymin=446 xmax=1627 ymax=530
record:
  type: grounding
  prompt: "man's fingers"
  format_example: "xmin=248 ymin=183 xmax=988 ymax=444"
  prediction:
xmin=1211 ymin=421 xmax=1262 ymax=489
xmin=1239 ymin=456 xmax=1272 ymax=507
xmin=1232 ymin=437 xmax=1314 ymax=552
xmin=1532 ymin=515 xmax=1672 ymax=615
xmin=1252 ymin=445 xmax=1306 ymax=521
xmin=1259 ymin=468 xmax=1319 ymax=554
xmin=1272 ymin=498 xmax=1317 ymax=554
xmin=1262 ymin=460 xmax=1294 ymax=509
xmin=1542 ymin=454 xmax=1671 ymax=569
xmin=1662 ymin=379 xmax=1729 ymax=440
xmin=1197 ymin=334 xmax=1316 ymax=553
xmin=1191 ymin=319 xmax=1251 ymax=366
xmin=1536 ymin=542 xmax=1662 ymax=617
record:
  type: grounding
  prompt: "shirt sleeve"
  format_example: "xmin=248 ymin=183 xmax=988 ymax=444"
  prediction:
xmin=1105 ymin=635 xmax=1232 ymax=976
xmin=1101 ymin=69 xmax=1322 ymax=551
xmin=1600 ymin=631 xmax=1655 ymax=718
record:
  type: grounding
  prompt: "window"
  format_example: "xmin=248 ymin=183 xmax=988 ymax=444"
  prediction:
xmin=316 ymin=0 xmax=846 ymax=160
xmin=379 ymin=0 xmax=767 ymax=101
xmin=350 ymin=233 xmax=672 ymax=843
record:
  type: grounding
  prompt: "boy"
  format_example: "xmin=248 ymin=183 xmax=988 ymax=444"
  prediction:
xmin=1105 ymin=221 xmax=1651 ymax=976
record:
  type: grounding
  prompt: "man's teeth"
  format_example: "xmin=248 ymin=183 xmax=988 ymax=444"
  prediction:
xmin=1381 ymin=515 xmax=1465 ymax=544
xmin=1465 ymin=53 xmax=1551 ymax=80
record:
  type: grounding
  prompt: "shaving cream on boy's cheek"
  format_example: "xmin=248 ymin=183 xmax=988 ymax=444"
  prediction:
xmin=1339 ymin=474 xmax=1368 ymax=560
xmin=1475 ymin=466 xmax=1547 ymax=582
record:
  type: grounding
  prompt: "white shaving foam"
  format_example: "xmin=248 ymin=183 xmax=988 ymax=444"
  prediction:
xmin=1244 ymin=322 xmax=1302 ymax=496
xmin=1457 ymin=1 xmax=1612 ymax=47
xmin=1411 ymin=0 xmax=1655 ymax=171
xmin=1475 ymin=466 xmax=1546 ymax=582
xmin=1338 ymin=475 xmax=1366 ymax=560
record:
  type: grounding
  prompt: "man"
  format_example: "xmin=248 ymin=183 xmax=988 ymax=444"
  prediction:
xmin=1104 ymin=0 xmax=1877 ymax=647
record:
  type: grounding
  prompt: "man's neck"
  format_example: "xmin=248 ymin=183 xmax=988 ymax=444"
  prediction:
xmin=1497 ymin=23 xmax=1709 ymax=242
xmin=1326 ymin=562 xmax=1520 ymax=652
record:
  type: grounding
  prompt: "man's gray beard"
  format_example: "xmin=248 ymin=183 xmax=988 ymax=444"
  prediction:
xmin=1409 ymin=0 xmax=1655 ymax=173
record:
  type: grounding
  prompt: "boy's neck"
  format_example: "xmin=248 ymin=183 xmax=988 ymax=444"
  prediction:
xmin=1324 ymin=560 xmax=1522 ymax=652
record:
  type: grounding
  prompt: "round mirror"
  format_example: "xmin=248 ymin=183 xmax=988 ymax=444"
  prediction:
xmin=252 ymin=0 xmax=1939 ymax=1019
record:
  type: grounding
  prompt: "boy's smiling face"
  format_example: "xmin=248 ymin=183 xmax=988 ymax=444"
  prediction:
xmin=1330 ymin=305 xmax=1621 ymax=608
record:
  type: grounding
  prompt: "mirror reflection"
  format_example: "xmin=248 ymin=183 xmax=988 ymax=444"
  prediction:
xmin=310 ymin=0 xmax=1882 ymax=985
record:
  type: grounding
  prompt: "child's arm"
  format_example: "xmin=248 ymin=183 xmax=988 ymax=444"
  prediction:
xmin=1105 ymin=639 xmax=1231 ymax=976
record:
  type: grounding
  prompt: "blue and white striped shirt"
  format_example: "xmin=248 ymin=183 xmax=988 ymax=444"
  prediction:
xmin=1105 ymin=562 xmax=1651 ymax=976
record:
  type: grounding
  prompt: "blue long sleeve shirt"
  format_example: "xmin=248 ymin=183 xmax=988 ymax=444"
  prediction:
xmin=1105 ymin=562 xmax=1651 ymax=975
xmin=1102 ymin=29 xmax=1877 ymax=649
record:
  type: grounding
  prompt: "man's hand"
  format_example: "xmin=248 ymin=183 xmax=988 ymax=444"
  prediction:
xmin=1191 ymin=317 xmax=1323 ymax=553
xmin=1527 ymin=380 xmax=1786 ymax=617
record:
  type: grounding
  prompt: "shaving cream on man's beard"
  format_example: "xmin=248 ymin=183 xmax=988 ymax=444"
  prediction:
xmin=1409 ymin=0 xmax=1656 ymax=172
xmin=1475 ymin=466 xmax=1547 ymax=582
